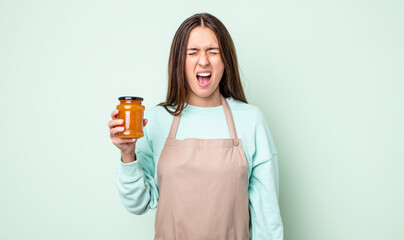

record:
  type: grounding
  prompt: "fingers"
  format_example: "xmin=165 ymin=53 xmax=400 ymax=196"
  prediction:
xmin=109 ymin=111 xmax=148 ymax=142
xmin=111 ymin=109 xmax=119 ymax=120
xmin=109 ymin=109 xmax=141 ymax=150
xmin=109 ymin=118 xmax=147 ymax=129
xmin=112 ymin=137 xmax=137 ymax=144
xmin=111 ymin=126 xmax=125 ymax=135
xmin=122 ymin=138 xmax=137 ymax=143
xmin=110 ymin=126 xmax=137 ymax=142
xmin=108 ymin=119 xmax=124 ymax=129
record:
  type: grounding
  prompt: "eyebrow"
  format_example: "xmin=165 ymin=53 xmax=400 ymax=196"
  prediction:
xmin=187 ymin=47 xmax=219 ymax=51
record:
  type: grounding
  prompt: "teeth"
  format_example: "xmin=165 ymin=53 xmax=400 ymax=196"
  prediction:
xmin=197 ymin=73 xmax=211 ymax=77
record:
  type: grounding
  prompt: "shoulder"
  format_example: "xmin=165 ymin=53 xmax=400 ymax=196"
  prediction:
xmin=227 ymin=97 xmax=267 ymax=125
xmin=144 ymin=104 xmax=171 ymax=118
xmin=141 ymin=104 xmax=174 ymax=145
xmin=144 ymin=105 xmax=169 ymax=116
xmin=229 ymin=98 xmax=278 ymax=156
xmin=144 ymin=104 xmax=174 ymax=127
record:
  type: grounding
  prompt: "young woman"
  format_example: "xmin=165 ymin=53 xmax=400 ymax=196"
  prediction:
xmin=108 ymin=13 xmax=283 ymax=240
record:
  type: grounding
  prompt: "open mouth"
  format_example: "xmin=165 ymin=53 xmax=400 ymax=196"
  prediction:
xmin=196 ymin=72 xmax=211 ymax=87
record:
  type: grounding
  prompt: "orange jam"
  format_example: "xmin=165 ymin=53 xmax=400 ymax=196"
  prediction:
xmin=116 ymin=96 xmax=145 ymax=138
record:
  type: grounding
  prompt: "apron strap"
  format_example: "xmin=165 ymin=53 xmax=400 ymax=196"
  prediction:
xmin=221 ymin=95 xmax=238 ymax=139
xmin=168 ymin=95 xmax=238 ymax=139
xmin=168 ymin=111 xmax=181 ymax=139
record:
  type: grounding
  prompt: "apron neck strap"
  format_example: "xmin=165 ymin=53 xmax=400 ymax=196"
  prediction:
xmin=221 ymin=95 xmax=238 ymax=139
xmin=168 ymin=95 xmax=238 ymax=139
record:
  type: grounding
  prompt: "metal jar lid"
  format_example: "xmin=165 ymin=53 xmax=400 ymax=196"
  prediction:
xmin=118 ymin=96 xmax=143 ymax=101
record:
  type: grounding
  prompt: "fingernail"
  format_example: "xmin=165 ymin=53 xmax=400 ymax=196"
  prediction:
xmin=132 ymin=139 xmax=136 ymax=142
xmin=118 ymin=119 xmax=123 ymax=123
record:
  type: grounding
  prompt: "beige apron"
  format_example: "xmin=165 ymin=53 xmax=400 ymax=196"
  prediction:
xmin=155 ymin=95 xmax=250 ymax=240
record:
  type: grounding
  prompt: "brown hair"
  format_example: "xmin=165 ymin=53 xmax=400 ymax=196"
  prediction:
xmin=158 ymin=13 xmax=248 ymax=115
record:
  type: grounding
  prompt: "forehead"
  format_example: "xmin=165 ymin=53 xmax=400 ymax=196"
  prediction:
xmin=186 ymin=26 xmax=219 ymax=48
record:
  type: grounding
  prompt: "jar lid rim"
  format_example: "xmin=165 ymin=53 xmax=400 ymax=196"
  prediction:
xmin=118 ymin=96 xmax=143 ymax=101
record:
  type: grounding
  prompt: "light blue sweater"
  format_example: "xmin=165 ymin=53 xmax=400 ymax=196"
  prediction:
xmin=115 ymin=97 xmax=283 ymax=240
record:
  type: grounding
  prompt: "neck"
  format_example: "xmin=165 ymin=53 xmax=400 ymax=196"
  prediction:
xmin=187 ymin=89 xmax=222 ymax=107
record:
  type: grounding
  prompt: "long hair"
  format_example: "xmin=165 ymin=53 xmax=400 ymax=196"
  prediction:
xmin=158 ymin=13 xmax=247 ymax=115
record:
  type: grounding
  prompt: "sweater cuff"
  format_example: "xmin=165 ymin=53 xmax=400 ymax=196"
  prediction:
xmin=119 ymin=158 xmax=142 ymax=178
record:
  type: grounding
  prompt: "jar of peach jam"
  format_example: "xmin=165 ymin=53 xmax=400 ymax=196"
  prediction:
xmin=116 ymin=96 xmax=145 ymax=138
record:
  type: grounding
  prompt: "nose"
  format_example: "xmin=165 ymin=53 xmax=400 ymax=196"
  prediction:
xmin=198 ymin=52 xmax=210 ymax=67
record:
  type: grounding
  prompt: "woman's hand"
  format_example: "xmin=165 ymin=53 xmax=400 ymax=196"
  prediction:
xmin=108 ymin=110 xmax=148 ymax=161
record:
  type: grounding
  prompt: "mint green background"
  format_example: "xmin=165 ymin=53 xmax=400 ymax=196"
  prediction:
xmin=1 ymin=0 xmax=403 ymax=239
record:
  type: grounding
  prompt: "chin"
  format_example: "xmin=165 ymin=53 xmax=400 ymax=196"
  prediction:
xmin=193 ymin=91 xmax=214 ymax=98
xmin=192 ymin=86 xmax=220 ymax=98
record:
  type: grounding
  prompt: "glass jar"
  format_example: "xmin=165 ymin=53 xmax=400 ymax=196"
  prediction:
xmin=116 ymin=96 xmax=145 ymax=138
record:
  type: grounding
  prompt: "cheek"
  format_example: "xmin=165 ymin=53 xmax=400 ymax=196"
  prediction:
xmin=213 ymin=62 xmax=225 ymax=77
xmin=185 ymin=59 xmax=197 ymax=73
xmin=184 ymin=68 xmax=193 ymax=80
xmin=185 ymin=67 xmax=195 ymax=85
xmin=212 ymin=58 xmax=224 ymax=71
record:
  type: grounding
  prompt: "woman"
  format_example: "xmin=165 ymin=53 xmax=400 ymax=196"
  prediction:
xmin=108 ymin=13 xmax=283 ymax=240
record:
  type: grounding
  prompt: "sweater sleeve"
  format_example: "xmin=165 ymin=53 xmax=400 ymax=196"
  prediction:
xmin=248 ymin=110 xmax=283 ymax=239
xmin=115 ymin=117 xmax=159 ymax=215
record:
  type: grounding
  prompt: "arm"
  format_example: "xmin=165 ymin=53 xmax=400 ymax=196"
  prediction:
xmin=115 ymin=120 xmax=159 ymax=215
xmin=249 ymin=154 xmax=283 ymax=239
xmin=249 ymin=110 xmax=283 ymax=239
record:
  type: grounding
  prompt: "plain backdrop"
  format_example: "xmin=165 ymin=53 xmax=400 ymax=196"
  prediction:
xmin=0 ymin=0 xmax=403 ymax=239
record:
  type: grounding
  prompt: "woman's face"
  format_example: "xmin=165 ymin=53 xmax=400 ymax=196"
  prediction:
xmin=185 ymin=26 xmax=225 ymax=103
